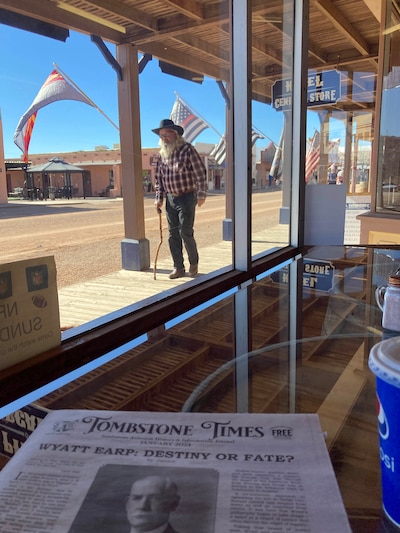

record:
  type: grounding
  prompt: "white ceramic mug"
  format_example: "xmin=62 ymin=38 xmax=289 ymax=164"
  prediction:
xmin=376 ymin=283 xmax=400 ymax=331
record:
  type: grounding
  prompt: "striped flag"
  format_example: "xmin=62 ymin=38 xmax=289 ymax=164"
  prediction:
xmin=327 ymin=137 xmax=340 ymax=163
xmin=209 ymin=135 xmax=226 ymax=165
xmin=210 ymin=128 xmax=263 ymax=166
xmin=14 ymin=68 xmax=94 ymax=162
xmin=305 ymin=130 xmax=320 ymax=182
xmin=269 ymin=129 xmax=284 ymax=181
xmin=170 ymin=96 xmax=208 ymax=143
xmin=17 ymin=112 xmax=37 ymax=163
xmin=252 ymin=129 xmax=264 ymax=145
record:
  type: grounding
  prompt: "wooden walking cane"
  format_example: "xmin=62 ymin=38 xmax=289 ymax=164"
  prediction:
xmin=153 ymin=207 xmax=163 ymax=280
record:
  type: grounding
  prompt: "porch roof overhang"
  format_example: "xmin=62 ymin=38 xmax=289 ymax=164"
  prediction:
xmin=0 ymin=0 xmax=388 ymax=112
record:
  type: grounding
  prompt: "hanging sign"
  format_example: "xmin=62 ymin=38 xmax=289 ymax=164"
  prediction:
xmin=270 ymin=259 xmax=334 ymax=292
xmin=272 ymin=70 xmax=341 ymax=111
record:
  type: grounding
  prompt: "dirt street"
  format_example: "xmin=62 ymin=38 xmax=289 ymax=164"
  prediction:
xmin=1 ymin=191 xmax=282 ymax=288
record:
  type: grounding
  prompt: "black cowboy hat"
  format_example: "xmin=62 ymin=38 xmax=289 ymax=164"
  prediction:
xmin=152 ymin=118 xmax=184 ymax=136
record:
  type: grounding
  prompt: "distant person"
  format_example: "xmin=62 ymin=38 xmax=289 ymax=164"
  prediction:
xmin=308 ymin=170 xmax=318 ymax=185
xmin=328 ymin=163 xmax=338 ymax=185
xmin=125 ymin=475 xmax=181 ymax=533
xmin=153 ymin=119 xmax=207 ymax=279
xmin=337 ymin=169 xmax=343 ymax=184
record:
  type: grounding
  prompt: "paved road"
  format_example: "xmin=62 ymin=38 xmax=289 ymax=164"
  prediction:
xmin=1 ymin=191 xmax=282 ymax=288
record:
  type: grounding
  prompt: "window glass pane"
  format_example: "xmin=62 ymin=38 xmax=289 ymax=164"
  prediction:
xmin=32 ymin=264 xmax=293 ymax=415
xmin=6 ymin=244 xmax=385 ymax=530
xmin=305 ymin=5 xmax=377 ymax=246
xmin=3 ymin=1 xmax=233 ymax=331
xmin=251 ymin=1 xmax=291 ymax=258
xmin=376 ymin=3 xmax=400 ymax=213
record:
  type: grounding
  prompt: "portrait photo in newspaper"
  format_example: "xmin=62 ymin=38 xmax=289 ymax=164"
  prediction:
xmin=68 ymin=464 xmax=219 ymax=533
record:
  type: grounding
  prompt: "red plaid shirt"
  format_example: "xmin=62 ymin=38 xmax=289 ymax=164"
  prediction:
xmin=154 ymin=142 xmax=207 ymax=202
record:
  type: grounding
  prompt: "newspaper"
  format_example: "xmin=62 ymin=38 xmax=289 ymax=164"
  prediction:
xmin=0 ymin=410 xmax=351 ymax=532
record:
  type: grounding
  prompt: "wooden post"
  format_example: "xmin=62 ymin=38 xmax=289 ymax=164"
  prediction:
xmin=117 ymin=44 xmax=150 ymax=270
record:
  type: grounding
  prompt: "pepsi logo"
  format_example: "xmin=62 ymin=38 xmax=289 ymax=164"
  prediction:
xmin=377 ymin=394 xmax=390 ymax=440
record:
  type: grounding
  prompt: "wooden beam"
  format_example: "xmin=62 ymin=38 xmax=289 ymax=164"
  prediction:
xmin=313 ymin=0 xmax=371 ymax=56
xmin=308 ymin=38 xmax=329 ymax=64
xmin=175 ymin=33 xmax=230 ymax=63
xmin=252 ymin=34 xmax=284 ymax=66
xmin=124 ymin=7 xmax=229 ymax=45
xmin=117 ymin=44 xmax=146 ymax=242
xmin=0 ymin=0 xmax=124 ymax=42
xmin=362 ymin=0 xmax=381 ymax=22
xmin=307 ymin=55 xmax=378 ymax=75
xmin=162 ymin=0 xmax=206 ymax=21
xmin=137 ymin=41 xmax=229 ymax=81
xmin=84 ymin=0 xmax=159 ymax=31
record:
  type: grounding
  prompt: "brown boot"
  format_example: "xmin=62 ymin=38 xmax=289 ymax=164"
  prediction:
xmin=189 ymin=264 xmax=198 ymax=277
xmin=169 ymin=268 xmax=185 ymax=279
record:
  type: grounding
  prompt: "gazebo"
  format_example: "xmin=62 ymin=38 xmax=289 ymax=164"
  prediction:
xmin=26 ymin=157 xmax=87 ymax=200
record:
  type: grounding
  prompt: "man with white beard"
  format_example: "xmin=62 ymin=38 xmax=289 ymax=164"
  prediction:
xmin=153 ymin=119 xmax=207 ymax=279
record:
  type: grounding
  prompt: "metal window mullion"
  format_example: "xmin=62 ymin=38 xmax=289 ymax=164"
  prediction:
xmin=288 ymin=0 xmax=309 ymax=412
xmin=232 ymin=0 xmax=251 ymax=271
xmin=234 ymin=283 xmax=251 ymax=412
xmin=231 ymin=0 xmax=251 ymax=413
xmin=290 ymin=0 xmax=309 ymax=248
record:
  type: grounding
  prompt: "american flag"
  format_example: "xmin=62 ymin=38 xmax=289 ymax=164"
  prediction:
xmin=209 ymin=128 xmax=263 ymax=166
xmin=14 ymin=68 xmax=94 ymax=161
xmin=170 ymin=96 xmax=208 ymax=143
xmin=327 ymin=137 xmax=340 ymax=163
xmin=305 ymin=130 xmax=320 ymax=182
xmin=252 ymin=129 xmax=264 ymax=145
xmin=209 ymin=135 xmax=226 ymax=165
xmin=269 ymin=129 xmax=284 ymax=180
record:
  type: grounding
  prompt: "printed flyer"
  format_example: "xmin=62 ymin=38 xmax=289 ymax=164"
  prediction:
xmin=0 ymin=256 xmax=60 ymax=370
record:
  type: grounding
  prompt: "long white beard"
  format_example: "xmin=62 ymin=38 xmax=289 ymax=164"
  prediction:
xmin=159 ymin=137 xmax=184 ymax=159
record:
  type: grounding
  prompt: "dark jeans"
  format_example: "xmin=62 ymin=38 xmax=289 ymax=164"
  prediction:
xmin=166 ymin=191 xmax=199 ymax=269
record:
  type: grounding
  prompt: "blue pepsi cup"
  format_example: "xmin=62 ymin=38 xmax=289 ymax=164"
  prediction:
xmin=369 ymin=337 xmax=400 ymax=528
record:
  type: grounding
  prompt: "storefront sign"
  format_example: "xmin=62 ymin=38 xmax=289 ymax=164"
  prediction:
xmin=272 ymin=70 xmax=341 ymax=111
xmin=270 ymin=259 xmax=334 ymax=292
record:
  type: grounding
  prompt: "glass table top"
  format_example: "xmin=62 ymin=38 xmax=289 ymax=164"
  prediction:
xmin=2 ymin=245 xmax=400 ymax=531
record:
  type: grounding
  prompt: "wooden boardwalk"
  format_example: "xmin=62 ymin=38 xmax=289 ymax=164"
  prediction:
xmin=59 ymin=224 xmax=289 ymax=329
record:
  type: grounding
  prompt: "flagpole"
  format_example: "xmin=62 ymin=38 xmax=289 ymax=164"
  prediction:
xmin=53 ymin=63 xmax=120 ymax=131
xmin=174 ymin=91 xmax=223 ymax=138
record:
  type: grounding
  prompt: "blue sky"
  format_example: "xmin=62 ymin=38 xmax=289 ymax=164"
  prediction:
xmin=0 ymin=24 xmax=301 ymax=159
